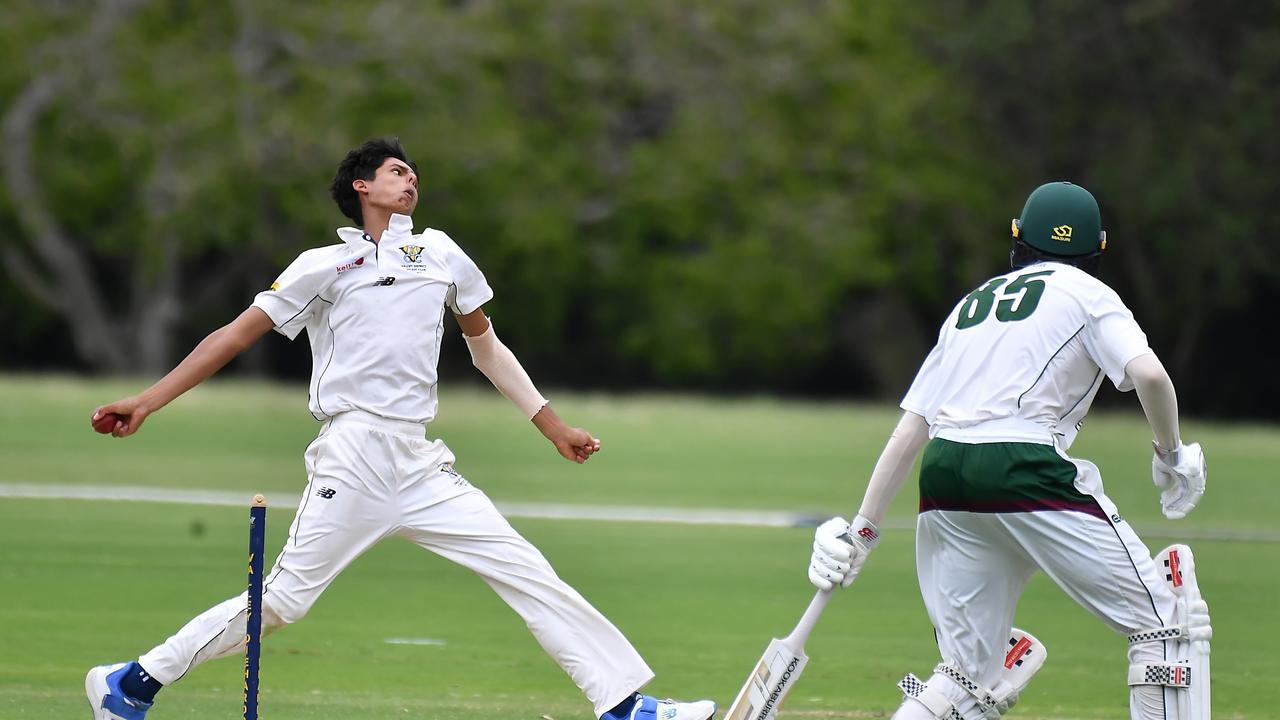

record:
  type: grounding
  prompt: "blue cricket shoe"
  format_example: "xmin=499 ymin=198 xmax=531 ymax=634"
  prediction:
xmin=85 ymin=663 xmax=152 ymax=720
xmin=631 ymin=695 xmax=717 ymax=720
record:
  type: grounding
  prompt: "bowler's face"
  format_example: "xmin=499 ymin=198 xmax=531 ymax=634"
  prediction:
xmin=363 ymin=157 xmax=419 ymax=215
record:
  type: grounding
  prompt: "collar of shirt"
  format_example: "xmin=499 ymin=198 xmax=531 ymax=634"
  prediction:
xmin=334 ymin=213 xmax=416 ymax=249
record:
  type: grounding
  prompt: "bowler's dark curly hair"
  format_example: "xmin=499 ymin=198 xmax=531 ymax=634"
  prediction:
xmin=329 ymin=138 xmax=416 ymax=227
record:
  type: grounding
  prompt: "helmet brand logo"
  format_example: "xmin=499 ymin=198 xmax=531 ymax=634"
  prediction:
xmin=1051 ymin=225 xmax=1073 ymax=242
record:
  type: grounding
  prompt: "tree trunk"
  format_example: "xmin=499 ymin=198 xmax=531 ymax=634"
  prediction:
xmin=1 ymin=72 xmax=133 ymax=373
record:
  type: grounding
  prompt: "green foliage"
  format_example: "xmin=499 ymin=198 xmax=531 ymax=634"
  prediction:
xmin=1 ymin=2 xmax=1277 ymax=414
xmin=0 ymin=1 xmax=991 ymax=388
xmin=919 ymin=1 xmax=1280 ymax=395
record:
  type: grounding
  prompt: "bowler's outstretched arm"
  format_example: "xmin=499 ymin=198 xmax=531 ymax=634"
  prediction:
xmin=92 ymin=307 xmax=275 ymax=437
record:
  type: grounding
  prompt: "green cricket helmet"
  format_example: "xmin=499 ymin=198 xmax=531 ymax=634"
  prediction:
xmin=1011 ymin=182 xmax=1107 ymax=257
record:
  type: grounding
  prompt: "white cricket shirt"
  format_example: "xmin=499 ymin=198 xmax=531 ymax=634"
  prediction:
xmin=252 ymin=213 xmax=493 ymax=424
xmin=901 ymin=262 xmax=1152 ymax=449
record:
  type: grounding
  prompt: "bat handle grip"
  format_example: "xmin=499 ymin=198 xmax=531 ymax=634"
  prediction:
xmin=783 ymin=589 xmax=833 ymax=648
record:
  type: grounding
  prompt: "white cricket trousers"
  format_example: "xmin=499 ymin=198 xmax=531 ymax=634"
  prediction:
xmin=138 ymin=410 xmax=654 ymax=716
xmin=895 ymin=443 xmax=1179 ymax=720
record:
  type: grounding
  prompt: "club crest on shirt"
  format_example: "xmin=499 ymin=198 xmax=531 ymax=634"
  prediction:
xmin=399 ymin=245 xmax=425 ymax=264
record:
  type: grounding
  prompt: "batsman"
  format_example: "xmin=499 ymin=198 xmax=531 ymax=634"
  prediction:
xmin=807 ymin=182 xmax=1211 ymax=719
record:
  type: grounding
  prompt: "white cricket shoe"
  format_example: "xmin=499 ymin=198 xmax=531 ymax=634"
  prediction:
xmin=85 ymin=663 xmax=153 ymax=720
xmin=630 ymin=695 xmax=717 ymax=720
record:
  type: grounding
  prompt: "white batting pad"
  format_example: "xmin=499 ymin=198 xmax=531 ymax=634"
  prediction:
xmin=992 ymin=627 xmax=1047 ymax=701
xmin=1128 ymin=545 xmax=1211 ymax=720
xmin=897 ymin=627 xmax=1047 ymax=720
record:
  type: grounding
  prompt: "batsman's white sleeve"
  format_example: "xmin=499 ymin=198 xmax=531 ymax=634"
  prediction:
xmin=464 ymin=323 xmax=549 ymax=420
xmin=1126 ymin=353 xmax=1181 ymax=451
xmin=857 ymin=411 xmax=930 ymax=525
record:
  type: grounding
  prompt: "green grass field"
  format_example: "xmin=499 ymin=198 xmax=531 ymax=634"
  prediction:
xmin=2 ymin=375 xmax=1278 ymax=718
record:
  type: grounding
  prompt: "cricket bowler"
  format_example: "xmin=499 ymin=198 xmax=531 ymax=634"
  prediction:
xmin=806 ymin=182 xmax=1211 ymax=719
xmin=84 ymin=138 xmax=716 ymax=720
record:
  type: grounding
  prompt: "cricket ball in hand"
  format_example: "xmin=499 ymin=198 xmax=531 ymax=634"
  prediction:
xmin=92 ymin=412 xmax=123 ymax=434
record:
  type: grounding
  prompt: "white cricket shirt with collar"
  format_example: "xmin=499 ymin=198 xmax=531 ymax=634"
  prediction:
xmin=900 ymin=262 xmax=1152 ymax=450
xmin=252 ymin=213 xmax=493 ymax=424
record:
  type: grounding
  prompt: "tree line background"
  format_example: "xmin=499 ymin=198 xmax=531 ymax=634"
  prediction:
xmin=2 ymin=1 xmax=1277 ymax=419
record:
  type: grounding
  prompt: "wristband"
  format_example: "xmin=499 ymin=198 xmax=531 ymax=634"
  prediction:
xmin=1153 ymin=441 xmax=1182 ymax=466
xmin=849 ymin=514 xmax=881 ymax=550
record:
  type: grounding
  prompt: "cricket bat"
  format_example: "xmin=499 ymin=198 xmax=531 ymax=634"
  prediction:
xmin=723 ymin=589 xmax=833 ymax=720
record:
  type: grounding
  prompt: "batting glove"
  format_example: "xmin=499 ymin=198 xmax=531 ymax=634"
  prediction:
xmin=1152 ymin=441 xmax=1206 ymax=520
xmin=808 ymin=515 xmax=880 ymax=591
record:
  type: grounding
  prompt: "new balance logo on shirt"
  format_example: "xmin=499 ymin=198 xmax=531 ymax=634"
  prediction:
xmin=441 ymin=464 xmax=469 ymax=487
xmin=372 ymin=276 xmax=396 ymax=287
xmin=316 ymin=487 xmax=337 ymax=499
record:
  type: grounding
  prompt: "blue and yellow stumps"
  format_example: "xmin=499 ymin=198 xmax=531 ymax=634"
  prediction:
xmin=244 ymin=494 xmax=267 ymax=720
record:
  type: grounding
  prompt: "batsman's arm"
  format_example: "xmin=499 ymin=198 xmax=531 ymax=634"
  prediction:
xmin=810 ymin=411 xmax=929 ymax=590
xmin=1126 ymin=353 xmax=1180 ymax=452
xmin=93 ymin=307 xmax=275 ymax=437
xmin=456 ymin=308 xmax=600 ymax=464
xmin=1126 ymin=353 xmax=1207 ymax=519
xmin=857 ymin=410 xmax=930 ymax=524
